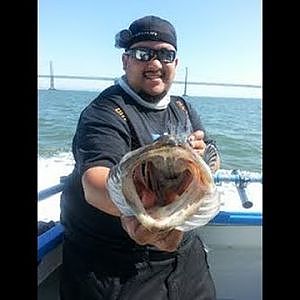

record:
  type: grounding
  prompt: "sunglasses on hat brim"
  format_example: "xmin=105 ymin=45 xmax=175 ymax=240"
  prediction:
xmin=125 ymin=47 xmax=176 ymax=63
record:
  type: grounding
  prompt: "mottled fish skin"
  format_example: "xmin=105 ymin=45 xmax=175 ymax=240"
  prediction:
xmin=202 ymin=143 xmax=221 ymax=174
xmin=107 ymin=134 xmax=221 ymax=232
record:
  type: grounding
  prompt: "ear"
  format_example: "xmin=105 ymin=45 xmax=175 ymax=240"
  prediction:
xmin=122 ymin=53 xmax=129 ymax=71
xmin=174 ymin=57 xmax=179 ymax=68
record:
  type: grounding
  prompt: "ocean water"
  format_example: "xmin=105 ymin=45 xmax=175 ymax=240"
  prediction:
xmin=38 ymin=89 xmax=262 ymax=190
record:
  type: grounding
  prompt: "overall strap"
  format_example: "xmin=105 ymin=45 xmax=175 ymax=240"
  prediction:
xmin=169 ymin=95 xmax=194 ymax=130
xmin=113 ymin=99 xmax=155 ymax=147
xmin=112 ymin=94 xmax=193 ymax=148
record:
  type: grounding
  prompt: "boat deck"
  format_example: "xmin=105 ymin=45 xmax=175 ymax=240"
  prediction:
xmin=38 ymin=225 xmax=262 ymax=300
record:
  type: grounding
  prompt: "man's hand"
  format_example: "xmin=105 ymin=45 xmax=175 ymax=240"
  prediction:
xmin=188 ymin=130 xmax=206 ymax=156
xmin=120 ymin=215 xmax=183 ymax=252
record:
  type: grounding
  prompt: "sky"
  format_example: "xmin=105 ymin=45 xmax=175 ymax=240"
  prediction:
xmin=38 ymin=0 xmax=262 ymax=98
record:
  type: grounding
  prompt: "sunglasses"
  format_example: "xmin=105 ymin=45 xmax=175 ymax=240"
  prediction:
xmin=125 ymin=47 xmax=176 ymax=63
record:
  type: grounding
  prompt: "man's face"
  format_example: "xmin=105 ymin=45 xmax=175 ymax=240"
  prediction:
xmin=122 ymin=41 xmax=178 ymax=97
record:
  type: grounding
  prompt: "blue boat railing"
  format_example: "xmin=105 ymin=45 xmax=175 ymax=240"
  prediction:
xmin=38 ymin=176 xmax=69 ymax=201
xmin=38 ymin=170 xmax=262 ymax=208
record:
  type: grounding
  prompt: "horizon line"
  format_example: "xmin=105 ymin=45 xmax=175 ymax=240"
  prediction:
xmin=38 ymin=74 xmax=262 ymax=89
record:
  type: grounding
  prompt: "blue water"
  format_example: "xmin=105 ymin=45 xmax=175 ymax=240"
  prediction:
xmin=38 ymin=89 xmax=262 ymax=172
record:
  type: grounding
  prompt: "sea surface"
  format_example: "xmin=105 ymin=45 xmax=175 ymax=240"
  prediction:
xmin=38 ymin=89 xmax=262 ymax=190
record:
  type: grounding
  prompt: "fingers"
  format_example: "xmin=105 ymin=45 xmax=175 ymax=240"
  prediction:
xmin=120 ymin=215 xmax=183 ymax=251
xmin=152 ymin=229 xmax=184 ymax=252
xmin=120 ymin=215 xmax=140 ymax=240
xmin=189 ymin=130 xmax=204 ymax=141
xmin=120 ymin=215 xmax=165 ymax=245
xmin=188 ymin=130 xmax=206 ymax=156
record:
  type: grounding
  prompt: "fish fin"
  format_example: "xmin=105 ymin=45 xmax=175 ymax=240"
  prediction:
xmin=203 ymin=142 xmax=221 ymax=173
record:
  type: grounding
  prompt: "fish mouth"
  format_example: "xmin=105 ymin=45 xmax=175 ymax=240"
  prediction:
xmin=132 ymin=155 xmax=206 ymax=209
xmin=120 ymin=141 xmax=216 ymax=231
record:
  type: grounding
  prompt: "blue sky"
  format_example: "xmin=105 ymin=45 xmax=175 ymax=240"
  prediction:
xmin=38 ymin=0 xmax=262 ymax=98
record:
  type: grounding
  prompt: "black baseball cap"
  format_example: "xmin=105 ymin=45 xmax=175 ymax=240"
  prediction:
xmin=115 ymin=16 xmax=177 ymax=50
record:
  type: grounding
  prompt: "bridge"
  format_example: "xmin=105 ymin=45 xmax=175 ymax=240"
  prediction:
xmin=39 ymin=62 xmax=262 ymax=91
xmin=38 ymin=74 xmax=262 ymax=89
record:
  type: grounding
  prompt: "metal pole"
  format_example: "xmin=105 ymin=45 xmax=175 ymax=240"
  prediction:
xmin=183 ymin=67 xmax=188 ymax=96
xmin=49 ymin=61 xmax=55 ymax=90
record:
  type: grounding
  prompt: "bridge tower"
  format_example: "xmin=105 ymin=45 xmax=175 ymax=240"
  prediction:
xmin=49 ymin=61 xmax=56 ymax=90
xmin=183 ymin=67 xmax=188 ymax=96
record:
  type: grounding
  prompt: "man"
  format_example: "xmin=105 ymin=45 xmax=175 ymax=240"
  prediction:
xmin=60 ymin=15 xmax=218 ymax=299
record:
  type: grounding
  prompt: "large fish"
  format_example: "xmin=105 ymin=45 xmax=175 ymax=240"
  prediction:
xmin=107 ymin=134 xmax=221 ymax=232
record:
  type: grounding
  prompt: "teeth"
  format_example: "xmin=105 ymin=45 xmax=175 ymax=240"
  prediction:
xmin=145 ymin=73 xmax=161 ymax=79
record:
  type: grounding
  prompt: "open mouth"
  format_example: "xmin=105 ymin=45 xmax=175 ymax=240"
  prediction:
xmin=132 ymin=157 xmax=195 ymax=210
